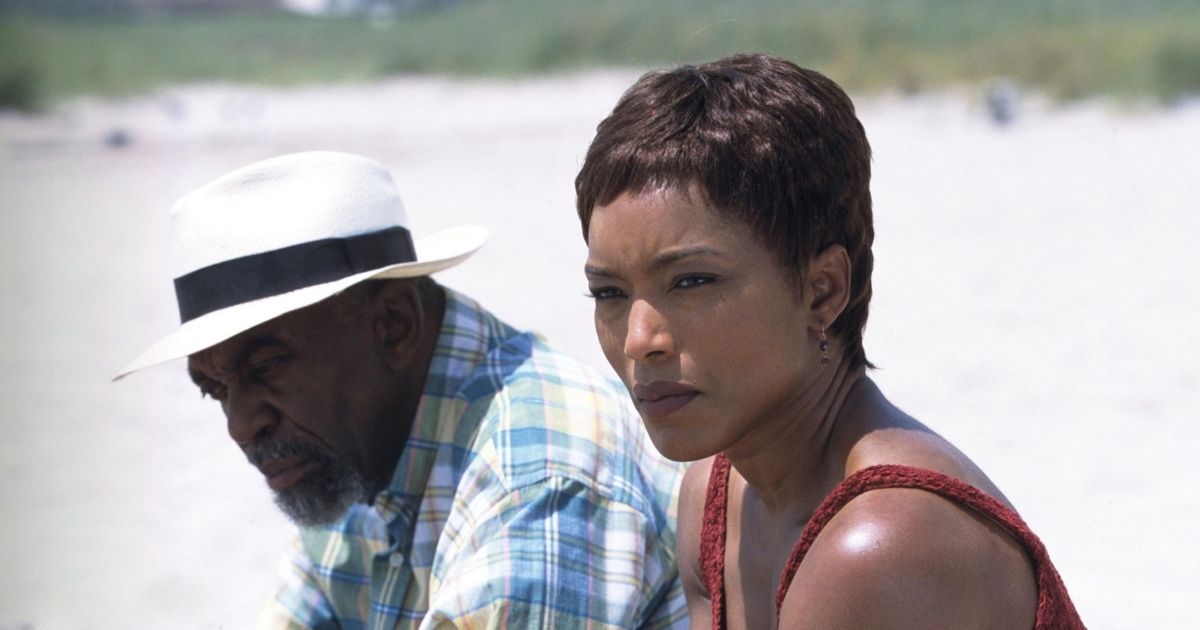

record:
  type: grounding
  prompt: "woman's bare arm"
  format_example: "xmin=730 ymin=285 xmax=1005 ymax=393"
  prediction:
xmin=676 ymin=457 xmax=717 ymax=630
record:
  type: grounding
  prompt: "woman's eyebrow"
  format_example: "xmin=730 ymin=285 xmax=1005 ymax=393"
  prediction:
xmin=584 ymin=263 xmax=618 ymax=278
xmin=585 ymin=246 xmax=724 ymax=279
xmin=648 ymin=246 xmax=724 ymax=271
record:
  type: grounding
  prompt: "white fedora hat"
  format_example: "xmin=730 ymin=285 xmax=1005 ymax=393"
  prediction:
xmin=116 ymin=151 xmax=488 ymax=379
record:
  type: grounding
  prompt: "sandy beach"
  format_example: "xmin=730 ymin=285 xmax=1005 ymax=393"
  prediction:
xmin=1 ymin=73 xmax=1196 ymax=628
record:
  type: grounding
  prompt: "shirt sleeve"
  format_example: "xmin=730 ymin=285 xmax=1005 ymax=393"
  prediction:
xmin=420 ymin=475 xmax=687 ymax=630
xmin=256 ymin=534 xmax=340 ymax=630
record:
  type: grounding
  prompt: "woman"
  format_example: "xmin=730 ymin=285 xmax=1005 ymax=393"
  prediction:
xmin=575 ymin=53 xmax=1083 ymax=629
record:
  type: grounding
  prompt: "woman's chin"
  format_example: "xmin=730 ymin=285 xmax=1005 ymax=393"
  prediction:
xmin=646 ymin=426 xmax=719 ymax=463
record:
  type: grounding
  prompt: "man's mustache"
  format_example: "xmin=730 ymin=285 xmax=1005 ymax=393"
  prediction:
xmin=245 ymin=437 xmax=332 ymax=468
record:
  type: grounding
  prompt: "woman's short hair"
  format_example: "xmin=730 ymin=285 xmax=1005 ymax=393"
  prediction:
xmin=575 ymin=53 xmax=875 ymax=369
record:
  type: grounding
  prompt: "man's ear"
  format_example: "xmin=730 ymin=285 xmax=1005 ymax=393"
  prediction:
xmin=807 ymin=245 xmax=852 ymax=330
xmin=371 ymin=280 xmax=424 ymax=371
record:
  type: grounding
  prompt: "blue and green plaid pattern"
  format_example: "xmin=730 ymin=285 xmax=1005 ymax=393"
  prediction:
xmin=257 ymin=289 xmax=687 ymax=629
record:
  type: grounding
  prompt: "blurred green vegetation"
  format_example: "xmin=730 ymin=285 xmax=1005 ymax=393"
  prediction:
xmin=3 ymin=0 xmax=1200 ymax=111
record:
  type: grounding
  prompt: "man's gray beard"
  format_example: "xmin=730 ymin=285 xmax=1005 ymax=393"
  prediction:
xmin=247 ymin=439 xmax=370 ymax=527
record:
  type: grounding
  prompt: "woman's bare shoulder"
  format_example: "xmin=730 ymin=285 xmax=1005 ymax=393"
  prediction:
xmin=780 ymin=483 xmax=1038 ymax=628
xmin=843 ymin=401 xmax=1017 ymax=509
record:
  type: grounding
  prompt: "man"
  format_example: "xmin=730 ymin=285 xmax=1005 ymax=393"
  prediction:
xmin=118 ymin=151 xmax=686 ymax=628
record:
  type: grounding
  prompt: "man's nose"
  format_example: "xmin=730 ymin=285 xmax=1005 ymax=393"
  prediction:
xmin=623 ymin=299 xmax=676 ymax=362
xmin=224 ymin=382 xmax=277 ymax=447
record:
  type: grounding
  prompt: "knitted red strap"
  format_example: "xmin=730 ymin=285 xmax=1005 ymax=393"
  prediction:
xmin=699 ymin=453 xmax=732 ymax=630
xmin=773 ymin=464 xmax=1085 ymax=629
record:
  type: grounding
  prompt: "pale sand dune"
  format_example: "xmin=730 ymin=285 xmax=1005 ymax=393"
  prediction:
xmin=1 ymin=74 xmax=1196 ymax=628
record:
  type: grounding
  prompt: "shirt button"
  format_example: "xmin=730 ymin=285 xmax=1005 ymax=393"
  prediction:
xmin=389 ymin=553 xmax=405 ymax=568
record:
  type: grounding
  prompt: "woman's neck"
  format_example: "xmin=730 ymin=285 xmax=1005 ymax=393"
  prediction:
xmin=723 ymin=356 xmax=871 ymax=517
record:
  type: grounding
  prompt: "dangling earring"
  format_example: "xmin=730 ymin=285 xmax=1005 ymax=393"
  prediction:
xmin=819 ymin=326 xmax=830 ymax=364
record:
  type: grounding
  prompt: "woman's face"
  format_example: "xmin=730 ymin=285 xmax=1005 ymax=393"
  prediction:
xmin=585 ymin=186 xmax=822 ymax=462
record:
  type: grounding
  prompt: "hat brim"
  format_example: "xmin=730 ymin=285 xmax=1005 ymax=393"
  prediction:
xmin=115 ymin=224 xmax=488 ymax=380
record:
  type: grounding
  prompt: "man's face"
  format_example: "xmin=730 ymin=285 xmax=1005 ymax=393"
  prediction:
xmin=187 ymin=292 xmax=396 ymax=526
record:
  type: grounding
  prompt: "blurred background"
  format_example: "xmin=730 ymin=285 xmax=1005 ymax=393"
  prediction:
xmin=3 ymin=0 xmax=1200 ymax=110
xmin=1 ymin=1 xmax=1198 ymax=628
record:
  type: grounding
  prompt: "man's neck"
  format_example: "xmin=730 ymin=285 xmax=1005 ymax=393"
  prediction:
xmin=366 ymin=285 xmax=448 ymax=497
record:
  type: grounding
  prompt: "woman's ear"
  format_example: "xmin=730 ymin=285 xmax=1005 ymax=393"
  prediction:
xmin=807 ymin=245 xmax=852 ymax=329
xmin=370 ymin=280 xmax=425 ymax=371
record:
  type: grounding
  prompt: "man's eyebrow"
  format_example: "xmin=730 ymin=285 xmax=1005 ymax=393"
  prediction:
xmin=189 ymin=335 xmax=287 ymax=383
xmin=187 ymin=367 xmax=207 ymax=385
xmin=233 ymin=336 xmax=288 ymax=367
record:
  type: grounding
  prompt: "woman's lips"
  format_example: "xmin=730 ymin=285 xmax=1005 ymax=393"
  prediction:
xmin=633 ymin=381 xmax=700 ymax=419
xmin=258 ymin=457 xmax=321 ymax=492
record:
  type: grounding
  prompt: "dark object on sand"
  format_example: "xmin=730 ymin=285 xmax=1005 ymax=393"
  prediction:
xmin=103 ymin=127 xmax=132 ymax=148
xmin=986 ymin=80 xmax=1020 ymax=127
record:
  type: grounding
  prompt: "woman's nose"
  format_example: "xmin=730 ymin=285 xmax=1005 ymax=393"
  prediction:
xmin=624 ymin=299 xmax=676 ymax=362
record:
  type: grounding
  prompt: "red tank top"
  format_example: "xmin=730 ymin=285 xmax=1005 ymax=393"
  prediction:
xmin=699 ymin=453 xmax=1085 ymax=629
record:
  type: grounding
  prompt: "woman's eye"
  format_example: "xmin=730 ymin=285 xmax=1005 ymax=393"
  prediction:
xmin=586 ymin=286 xmax=626 ymax=300
xmin=674 ymin=275 xmax=715 ymax=289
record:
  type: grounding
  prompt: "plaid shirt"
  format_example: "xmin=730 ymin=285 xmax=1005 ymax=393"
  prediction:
xmin=257 ymin=289 xmax=687 ymax=629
